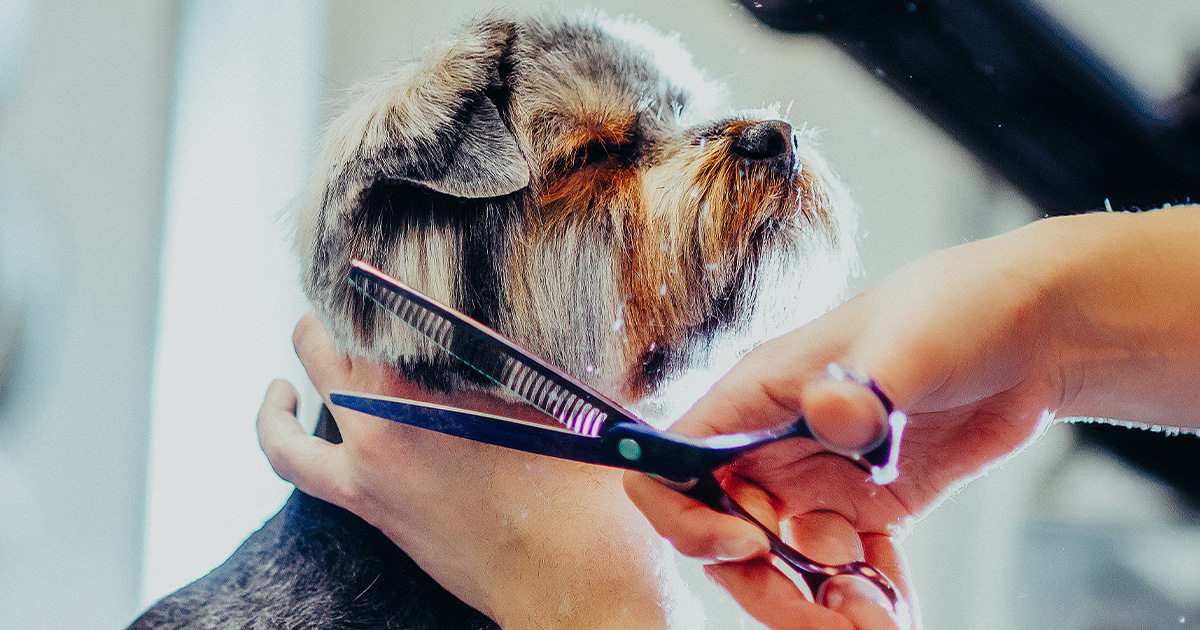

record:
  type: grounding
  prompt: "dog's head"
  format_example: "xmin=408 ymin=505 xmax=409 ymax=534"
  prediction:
xmin=298 ymin=12 xmax=856 ymax=408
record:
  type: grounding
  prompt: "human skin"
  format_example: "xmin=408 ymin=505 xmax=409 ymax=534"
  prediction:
xmin=625 ymin=204 xmax=1200 ymax=630
xmin=255 ymin=315 xmax=685 ymax=630
xmin=256 ymin=311 xmax=900 ymax=629
xmin=247 ymin=314 xmax=841 ymax=629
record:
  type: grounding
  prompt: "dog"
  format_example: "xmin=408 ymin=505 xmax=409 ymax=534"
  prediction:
xmin=128 ymin=11 xmax=855 ymax=629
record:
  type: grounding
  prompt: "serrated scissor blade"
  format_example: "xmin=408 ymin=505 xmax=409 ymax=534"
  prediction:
xmin=348 ymin=260 xmax=641 ymax=437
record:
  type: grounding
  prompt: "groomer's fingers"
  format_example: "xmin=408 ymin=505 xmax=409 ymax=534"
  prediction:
xmin=821 ymin=577 xmax=906 ymax=630
xmin=256 ymin=379 xmax=355 ymax=505
xmin=262 ymin=377 xmax=299 ymax=417
xmin=706 ymin=559 xmax=853 ymax=630
xmin=821 ymin=534 xmax=915 ymax=630
xmin=859 ymin=533 xmax=916 ymax=626
xmin=704 ymin=510 xmax=906 ymax=629
xmin=801 ymin=377 xmax=889 ymax=455
xmin=624 ymin=471 xmax=769 ymax=561
xmin=783 ymin=510 xmax=864 ymax=566
xmin=668 ymin=337 xmax=818 ymax=439
xmin=256 ymin=379 xmax=305 ymax=479
xmin=789 ymin=512 xmax=903 ymax=630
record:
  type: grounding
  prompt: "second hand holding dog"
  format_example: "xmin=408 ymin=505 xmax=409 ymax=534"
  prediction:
xmin=260 ymin=313 xmax=699 ymax=630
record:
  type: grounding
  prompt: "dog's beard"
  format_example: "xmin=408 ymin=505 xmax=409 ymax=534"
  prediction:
xmin=494 ymin=145 xmax=855 ymax=421
xmin=630 ymin=188 xmax=856 ymax=426
xmin=308 ymin=129 xmax=857 ymax=409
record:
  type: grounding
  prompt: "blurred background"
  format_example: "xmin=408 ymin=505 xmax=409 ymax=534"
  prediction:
xmin=1 ymin=1 xmax=1199 ymax=629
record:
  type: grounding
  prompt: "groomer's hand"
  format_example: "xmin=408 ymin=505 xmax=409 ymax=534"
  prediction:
xmin=257 ymin=314 xmax=699 ymax=630
xmin=626 ymin=205 xmax=1200 ymax=630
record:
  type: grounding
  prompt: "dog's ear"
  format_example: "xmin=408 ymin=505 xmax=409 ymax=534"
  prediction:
xmin=321 ymin=19 xmax=528 ymax=204
xmin=297 ymin=18 xmax=528 ymax=372
xmin=410 ymin=91 xmax=528 ymax=198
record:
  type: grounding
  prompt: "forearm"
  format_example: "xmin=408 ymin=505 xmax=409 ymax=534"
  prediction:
xmin=1037 ymin=205 xmax=1200 ymax=426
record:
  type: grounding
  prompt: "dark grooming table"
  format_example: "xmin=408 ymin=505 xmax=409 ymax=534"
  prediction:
xmin=739 ymin=0 xmax=1200 ymax=508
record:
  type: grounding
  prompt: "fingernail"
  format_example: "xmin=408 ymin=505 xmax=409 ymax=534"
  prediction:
xmin=711 ymin=536 xmax=765 ymax=562
xmin=823 ymin=585 xmax=845 ymax=610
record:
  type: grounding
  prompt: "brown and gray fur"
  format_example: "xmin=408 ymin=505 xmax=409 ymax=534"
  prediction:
xmin=130 ymin=11 xmax=855 ymax=630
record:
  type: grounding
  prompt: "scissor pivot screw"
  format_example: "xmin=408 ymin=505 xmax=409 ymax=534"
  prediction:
xmin=617 ymin=438 xmax=642 ymax=461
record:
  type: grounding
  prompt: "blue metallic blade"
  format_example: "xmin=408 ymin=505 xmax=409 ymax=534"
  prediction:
xmin=329 ymin=391 xmax=615 ymax=466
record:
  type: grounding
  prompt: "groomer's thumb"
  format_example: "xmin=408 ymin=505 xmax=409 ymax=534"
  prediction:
xmin=800 ymin=366 xmax=892 ymax=455
xmin=257 ymin=379 xmax=349 ymax=504
xmin=257 ymin=379 xmax=306 ymax=482
xmin=669 ymin=334 xmax=891 ymax=458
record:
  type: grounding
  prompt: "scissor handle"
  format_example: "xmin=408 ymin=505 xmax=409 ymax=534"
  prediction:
xmin=601 ymin=391 xmax=906 ymax=487
xmin=679 ymin=474 xmax=901 ymax=608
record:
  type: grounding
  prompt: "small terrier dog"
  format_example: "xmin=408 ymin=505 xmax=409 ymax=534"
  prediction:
xmin=130 ymin=11 xmax=855 ymax=629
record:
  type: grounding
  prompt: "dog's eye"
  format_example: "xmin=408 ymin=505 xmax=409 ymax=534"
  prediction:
xmin=580 ymin=141 xmax=611 ymax=167
xmin=572 ymin=141 xmax=631 ymax=170
xmin=552 ymin=140 xmax=636 ymax=175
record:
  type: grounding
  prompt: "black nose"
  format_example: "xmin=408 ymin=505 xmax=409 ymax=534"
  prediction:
xmin=731 ymin=120 xmax=793 ymax=160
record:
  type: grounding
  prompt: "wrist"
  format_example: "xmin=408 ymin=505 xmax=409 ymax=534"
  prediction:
xmin=1035 ymin=206 xmax=1200 ymax=424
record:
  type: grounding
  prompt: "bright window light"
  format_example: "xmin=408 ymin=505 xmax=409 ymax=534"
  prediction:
xmin=141 ymin=0 xmax=326 ymax=605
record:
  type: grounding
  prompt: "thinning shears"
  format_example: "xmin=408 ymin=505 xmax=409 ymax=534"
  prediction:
xmin=330 ymin=260 xmax=907 ymax=607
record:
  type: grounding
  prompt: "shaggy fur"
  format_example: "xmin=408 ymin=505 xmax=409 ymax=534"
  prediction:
xmin=130 ymin=11 xmax=855 ymax=629
xmin=300 ymin=11 xmax=853 ymax=400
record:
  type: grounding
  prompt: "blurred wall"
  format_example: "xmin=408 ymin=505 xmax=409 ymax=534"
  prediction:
xmin=138 ymin=1 xmax=324 ymax=604
xmin=0 ymin=2 xmax=178 ymax=629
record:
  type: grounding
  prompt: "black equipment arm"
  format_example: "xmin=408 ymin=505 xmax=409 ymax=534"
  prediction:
xmin=740 ymin=0 xmax=1200 ymax=215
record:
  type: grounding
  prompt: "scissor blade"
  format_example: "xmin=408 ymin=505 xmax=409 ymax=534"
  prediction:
xmin=329 ymin=391 xmax=614 ymax=466
xmin=348 ymin=260 xmax=640 ymax=437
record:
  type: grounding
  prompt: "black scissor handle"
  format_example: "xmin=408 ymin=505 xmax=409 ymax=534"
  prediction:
xmin=600 ymin=379 xmax=907 ymax=487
